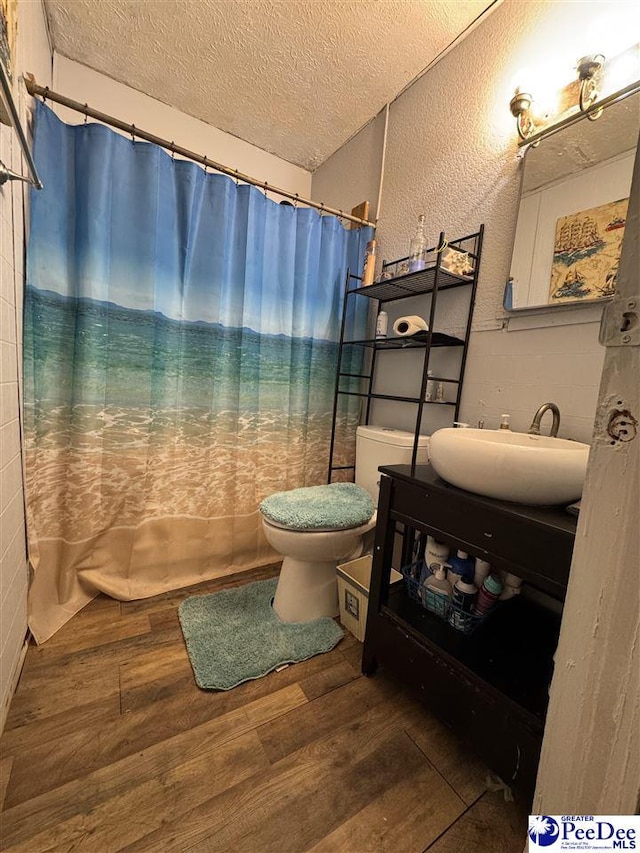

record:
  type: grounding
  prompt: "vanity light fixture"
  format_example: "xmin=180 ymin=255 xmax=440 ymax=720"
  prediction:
xmin=511 ymin=41 xmax=640 ymax=149
xmin=509 ymin=88 xmax=535 ymax=141
xmin=577 ymin=53 xmax=605 ymax=120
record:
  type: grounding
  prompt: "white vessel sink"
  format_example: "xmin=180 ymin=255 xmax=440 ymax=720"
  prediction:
xmin=429 ymin=428 xmax=590 ymax=505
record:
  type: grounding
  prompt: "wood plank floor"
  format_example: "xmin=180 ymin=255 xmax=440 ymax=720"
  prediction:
xmin=0 ymin=564 xmax=528 ymax=852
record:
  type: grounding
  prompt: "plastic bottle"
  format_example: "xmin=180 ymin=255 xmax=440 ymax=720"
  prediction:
xmin=474 ymin=558 xmax=491 ymax=589
xmin=503 ymin=277 xmax=514 ymax=311
xmin=500 ymin=573 xmax=523 ymax=600
xmin=474 ymin=574 xmax=503 ymax=616
xmin=446 ymin=550 xmax=475 ymax=588
xmin=435 ymin=381 xmax=445 ymax=403
xmin=422 ymin=566 xmax=452 ymax=616
xmin=499 ymin=414 xmax=511 ymax=430
xmin=448 ymin=578 xmax=477 ymax=632
xmin=408 ymin=214 xmax=427 ymax=273
xmin=425 ymin=370 xmax=435 ymax=402
xmin=425 ymin=536 xmax=449 ymax=573
xmin=362 ymin=239 xmax=377 ymax=286
xmin=375 ymin=310 xmax=388 ymax=340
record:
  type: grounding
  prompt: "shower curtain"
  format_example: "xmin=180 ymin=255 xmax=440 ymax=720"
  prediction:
xmin=24 ymin=102 xmax=371 ymax=643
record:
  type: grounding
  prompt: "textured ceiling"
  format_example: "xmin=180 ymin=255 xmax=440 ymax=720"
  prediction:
xmin=45 ymin=0 xmax=495 ymax=170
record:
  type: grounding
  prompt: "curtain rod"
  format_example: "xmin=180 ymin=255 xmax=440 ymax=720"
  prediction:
xmin=24 ymin=74 xmax=376 ymax=228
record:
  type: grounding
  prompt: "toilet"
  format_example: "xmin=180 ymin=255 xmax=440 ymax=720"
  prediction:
xmin=260 ymin=425 xmax=430 ymax=622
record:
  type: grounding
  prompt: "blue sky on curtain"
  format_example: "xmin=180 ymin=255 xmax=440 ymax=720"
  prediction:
xmin=24 ymin=102 xmax=371 ymax=642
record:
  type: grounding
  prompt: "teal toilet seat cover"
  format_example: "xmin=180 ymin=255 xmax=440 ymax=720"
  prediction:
xmin=260 ymin=483 xmax=375 ymax=531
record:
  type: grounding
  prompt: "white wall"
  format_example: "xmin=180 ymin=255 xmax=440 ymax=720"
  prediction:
xmin=310 ymin=0 xmax=640 ymax=444
xmin=52 ymin=55 xmax=312 ymax=199
xmin=0 ymin=0 xmax=52 ymax=732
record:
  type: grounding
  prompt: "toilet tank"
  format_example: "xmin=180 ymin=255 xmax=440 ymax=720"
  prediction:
xmin=355 ymin=425 xmax=430 ymax=503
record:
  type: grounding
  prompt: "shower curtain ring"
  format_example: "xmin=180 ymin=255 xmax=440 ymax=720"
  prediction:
xmin=170 ymin=141 xmax=176 ymax=160
xmin=235 ymin=169 xmax=239 ymax=185
xmin=130 ymin=124 xmax=136 ymax=143
xmin=42 ymin=86 xmax=49 ymax=104
xmin=294 ymin=193 xmax=299 ymax=208
xmin=203 ymin=156 xmax=208 ymax=174
xmin=264 ymin=181 xmax=269 ymax=198
xmin=83 ymin=105 xmax=89 ymax=125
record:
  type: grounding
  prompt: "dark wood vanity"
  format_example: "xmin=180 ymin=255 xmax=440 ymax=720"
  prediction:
xmin=362 ymin=464 xmax=577 ymax=802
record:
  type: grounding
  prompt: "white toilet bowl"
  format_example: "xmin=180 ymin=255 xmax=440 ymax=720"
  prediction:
xmin=261 ymin=514 xmax=376 ymax=622
xmin=259 ymin=428 xmax=429 ymax=624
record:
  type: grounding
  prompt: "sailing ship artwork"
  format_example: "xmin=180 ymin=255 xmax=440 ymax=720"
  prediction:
xmin=549 ymin=198 xmax=629 ymax=303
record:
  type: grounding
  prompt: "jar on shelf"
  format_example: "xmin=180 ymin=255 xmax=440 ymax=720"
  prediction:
xmin=408 ymin=215 xmax=427 ymax=273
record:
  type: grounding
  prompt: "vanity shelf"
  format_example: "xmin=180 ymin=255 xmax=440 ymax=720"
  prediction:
xmin=344 ymin=332 xmax=465 ymax=349
xmin=363 ymin=463 xmax=577 ymax=803
xmin=347 ymin=265 xmax=473 ymax=302
xmin=383 ymin=586 xmax=560 ymax=721
xmin=327 ymin=226 xmax=484 ymax=482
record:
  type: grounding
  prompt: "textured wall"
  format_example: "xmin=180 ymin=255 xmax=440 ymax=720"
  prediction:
xmin=311 ymin=109 xmax=386 ymax=223
xmin=309 ymin=0 xmax=638 ymax=442
xmin=1 ymin=0 xmax=52 ymax=731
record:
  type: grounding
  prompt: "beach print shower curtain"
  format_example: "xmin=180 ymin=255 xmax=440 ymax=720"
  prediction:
xmin=24 ymin=102 xmax=371 ymax=642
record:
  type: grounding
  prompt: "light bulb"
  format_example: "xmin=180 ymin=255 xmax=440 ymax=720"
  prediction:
xmin=510 ymin=68 xmax=534 ymax=99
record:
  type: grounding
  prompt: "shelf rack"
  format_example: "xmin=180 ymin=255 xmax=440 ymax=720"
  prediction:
xmin=327 ymin=226 xmax=484 ymax=483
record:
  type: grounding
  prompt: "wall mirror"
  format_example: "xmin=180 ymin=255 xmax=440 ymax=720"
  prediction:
xmin=508 ymin=91 xmax=639 ymax=311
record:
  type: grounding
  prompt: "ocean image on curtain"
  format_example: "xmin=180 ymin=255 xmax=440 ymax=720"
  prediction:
xmin=24 ymin=102 xmax=371 ymax=642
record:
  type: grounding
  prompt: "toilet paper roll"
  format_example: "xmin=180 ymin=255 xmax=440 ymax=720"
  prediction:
xmin=392 ymin=315 xmax=429 ymax=336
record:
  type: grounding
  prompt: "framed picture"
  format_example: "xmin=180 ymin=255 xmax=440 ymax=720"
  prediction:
xmin=549 ymin=198 xmax=629 ymax=303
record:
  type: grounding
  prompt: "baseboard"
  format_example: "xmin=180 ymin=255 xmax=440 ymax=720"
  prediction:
xmin=0 ymin=632 xmax=30 ymax=736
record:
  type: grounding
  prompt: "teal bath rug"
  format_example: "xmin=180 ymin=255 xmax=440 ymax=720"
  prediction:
xmin=178 ymin=577 xmax=344 ymax=690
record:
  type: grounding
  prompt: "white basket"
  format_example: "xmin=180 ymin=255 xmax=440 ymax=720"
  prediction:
xmin=337 ymin=555 xmax=402 ymax=642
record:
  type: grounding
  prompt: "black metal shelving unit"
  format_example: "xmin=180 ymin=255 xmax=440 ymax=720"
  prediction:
xmin=327 ymin=226 xmax=484 ymax=483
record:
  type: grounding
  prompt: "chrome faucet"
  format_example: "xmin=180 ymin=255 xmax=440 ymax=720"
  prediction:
xmin=528 ymin=402 xmax=561 ymax=437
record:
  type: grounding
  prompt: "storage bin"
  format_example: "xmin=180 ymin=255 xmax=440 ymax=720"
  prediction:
xmin=402 ymin=560 xmax=500 ymax=635
xmin=337 ymin=555 xmax=402 ymax=642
